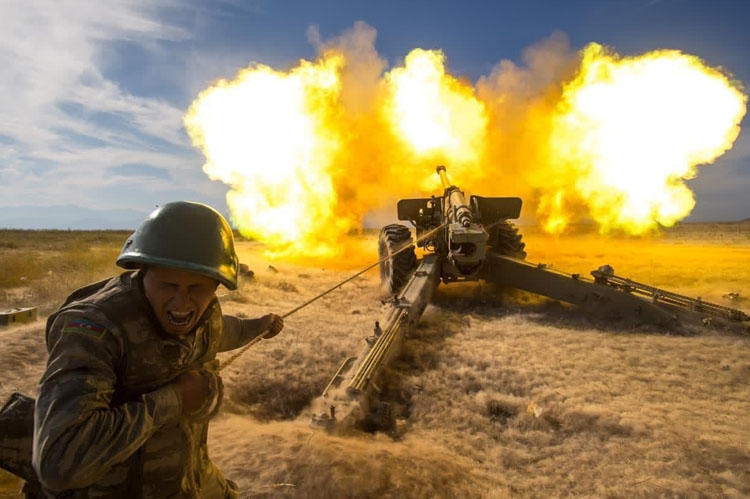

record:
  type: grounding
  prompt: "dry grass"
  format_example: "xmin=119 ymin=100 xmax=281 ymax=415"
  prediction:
xmin=1 ymin=223 xmax=748 ymax=497
xmin=0 ymin=230 xmax=127 ymax=314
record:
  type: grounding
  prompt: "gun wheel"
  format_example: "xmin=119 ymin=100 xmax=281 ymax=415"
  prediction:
xmin=378 ymin=224 xmax=417 ymax=295
xmin=488 ymin=221 xmax=526 ymax=259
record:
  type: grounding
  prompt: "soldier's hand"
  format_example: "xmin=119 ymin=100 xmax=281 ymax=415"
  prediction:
xmin=172 ymin=370 xmax=217 ymax=415
xmin=259 ymin=313 xmax=284 ymax=339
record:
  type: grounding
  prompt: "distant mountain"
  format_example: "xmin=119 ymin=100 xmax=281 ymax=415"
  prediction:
xmin=0 ymin=205 xmax=148 ymax=230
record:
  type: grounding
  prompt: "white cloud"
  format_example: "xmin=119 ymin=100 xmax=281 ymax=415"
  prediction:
xmin=0 ymin=0 xmax=215 ymax=210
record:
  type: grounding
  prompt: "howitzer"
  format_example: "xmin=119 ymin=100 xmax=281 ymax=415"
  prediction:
xmin=310 ymin=166 xmax=749 ymax=431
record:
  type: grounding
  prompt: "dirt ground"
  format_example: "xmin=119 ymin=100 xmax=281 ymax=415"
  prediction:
xmin=0 ymin=223 xmax=748 ymax=497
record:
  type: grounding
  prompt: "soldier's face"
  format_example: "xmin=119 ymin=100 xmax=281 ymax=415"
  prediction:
xmin=142 ymin=267 xmax=219 ymax=336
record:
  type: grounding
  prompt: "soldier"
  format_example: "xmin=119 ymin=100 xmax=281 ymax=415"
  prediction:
xmin=32 ymin=201 xmax=283 ymax=498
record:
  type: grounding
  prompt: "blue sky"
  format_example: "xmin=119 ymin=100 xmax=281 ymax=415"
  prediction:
xmin=1 ymin=0 xmax=748 ymax=226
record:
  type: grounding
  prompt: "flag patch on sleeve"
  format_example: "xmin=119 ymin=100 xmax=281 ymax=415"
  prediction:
xmin=62 ymin=319 xmax=107 ymax=338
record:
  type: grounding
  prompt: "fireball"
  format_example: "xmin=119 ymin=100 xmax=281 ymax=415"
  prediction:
xmin=382 ymin=48 xmax=488 ymax=185
xmin=542 ymin=43 xmax=746 ymax=234
xmin=184 ymin=55 xmax=348 ymax=257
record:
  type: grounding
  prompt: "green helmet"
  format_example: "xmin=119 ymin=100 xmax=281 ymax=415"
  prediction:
xmin=117 ymin=201 xmax=239 ymax=289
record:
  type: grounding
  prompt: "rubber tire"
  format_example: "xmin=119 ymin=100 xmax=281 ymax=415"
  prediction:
xmin=488 ymin=221 xmax=526 ymax=259
xmin=378 ymin=224 xmax=417 ymax=295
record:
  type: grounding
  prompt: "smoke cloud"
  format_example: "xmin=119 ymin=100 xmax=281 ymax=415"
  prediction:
xmin=184 ymin=22 xmax=746 ymax=258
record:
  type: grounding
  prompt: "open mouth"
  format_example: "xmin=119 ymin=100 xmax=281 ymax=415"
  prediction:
xmin=166 ymin=310 xmax=194 ymax=329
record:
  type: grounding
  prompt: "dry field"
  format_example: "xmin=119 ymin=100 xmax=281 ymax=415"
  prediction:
xmin=1 ymin=223 xmax=749 ymax=497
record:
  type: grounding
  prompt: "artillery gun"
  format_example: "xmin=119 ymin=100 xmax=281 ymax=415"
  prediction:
xmin=311 ymin=166 xmax=749 ymax=431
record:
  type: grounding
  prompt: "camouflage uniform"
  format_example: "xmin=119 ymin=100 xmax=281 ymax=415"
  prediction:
xmin=33 ymin=271 xmax=265 ymax=498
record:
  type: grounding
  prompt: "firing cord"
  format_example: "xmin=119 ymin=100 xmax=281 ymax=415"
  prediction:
xmin=218 ymin=221 xmax=453 ymax=371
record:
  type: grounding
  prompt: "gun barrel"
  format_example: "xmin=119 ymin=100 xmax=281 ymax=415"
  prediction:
xmin=436 ymin=165 xmax=472 ymax=227
xmin=436 ymin=165 xmax=451 ymax=189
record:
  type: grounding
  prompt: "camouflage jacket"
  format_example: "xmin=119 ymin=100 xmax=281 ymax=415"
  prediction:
xmin=33 ymin=271 xmax=265 ymax=498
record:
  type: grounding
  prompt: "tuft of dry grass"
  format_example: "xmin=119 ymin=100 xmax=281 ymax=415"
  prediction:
xmin=0 ymin=223 xmax=748 ymax=497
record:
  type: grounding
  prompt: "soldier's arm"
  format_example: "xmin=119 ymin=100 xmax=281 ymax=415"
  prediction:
xmin=33 ymin=311 xmax=182 ymax=492
xmin=220 ymin=314 xmax=283 ymax=351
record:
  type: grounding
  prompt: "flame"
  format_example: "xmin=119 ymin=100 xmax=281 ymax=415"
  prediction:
xmin=184 ymin=25 xmax=747 ymax=259
xmin=541 ymin=44 xmax=747 ymax=234
xmin=184 ymin=55 xmax=350 ymax=257
xmin=184 ymin=44 xmax=488 ymax=258
xmin=382 ymin=49 xmax=487 ymax=188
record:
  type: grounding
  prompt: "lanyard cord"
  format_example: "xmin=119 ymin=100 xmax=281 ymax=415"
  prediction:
xmin=219 ymin=218 xmax=507 ymax=371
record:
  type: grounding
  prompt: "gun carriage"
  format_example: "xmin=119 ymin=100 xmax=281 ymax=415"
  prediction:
xmin=311 ymin=166 xmax=749 ymax=431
